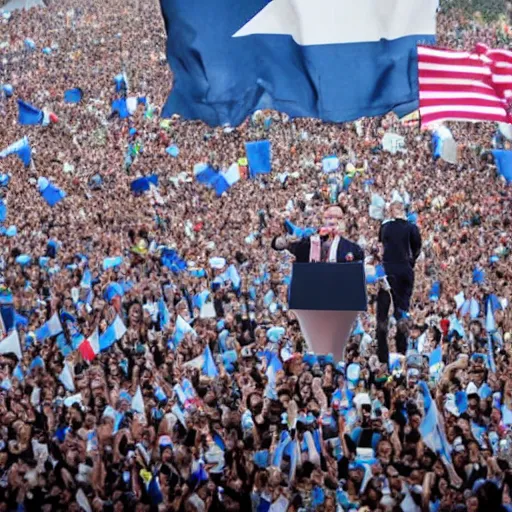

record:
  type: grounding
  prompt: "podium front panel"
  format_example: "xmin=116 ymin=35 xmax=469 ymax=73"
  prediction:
xmin=289 ymin=262 xmax=367 ymax=312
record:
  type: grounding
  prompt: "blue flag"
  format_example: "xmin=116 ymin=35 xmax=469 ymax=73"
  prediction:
xmin=173 ymin=315 xmax=196 ymax=345
xmin=161 ymin=248 xmax=187 ymax=274
xmin=130 ymin=175 xmax=158 ymax=194
xmin=38 ymin=179 xmax=66 ymax=207
xmin=17 ymin=100 xmax=44 ymax=125
xmin=0 ymin=200 xmax=6 ymax=224
xmin=193 ymin=290 xmax=210 ymax=309
xmin=492 ymin=150 xmax=512 ymax=183
xmin=103 ymin=256 xmax=123 ymax=270
xmin=0 ymin=305 xmax=15 ymax=333
xmin=213 ymin=164 xmax=241 ymax=197
xmin=431 ymin=131 xmax=442 ymax=159
xmin=99 ymin=316 xmax=127 ymax=351
xmin=429 ymin=345 xmax=443 ymax=379
xmin=148 ymin=476 xmax=164 ymax=505
xmin=284 ymin=219 xmax=316 ymax=239
xmin=418 ymin=381 xmax=452 ymax=461
xmin=166 ymin=145 xmax=180 ymax=157
xmin=0 ymin=174 xmax=10 ymax=188
xmin=81 ymin=268 xmax=92 ymax=289
xmin=486 ymin=299 xmax=496 ymax=334
xmin=455 ymin=391 xmax=468 ymax=414
xmin=159 ymin=0 xmax=437 ymax=126
xmin=114 ymin=73 xmax=127 ymax=92
xmin=64 ymin=88 xmax=83 ymax=104
xmin=111 ymin=98 xmax=130 ymax=118
xmin=13 ymin=364 xmax=24 ymax=382
xmin=449 ymin=315 xmax=465 ymax=339
xmin=0 ymin=137 xmax=32 ymax=167
xmin=14 ymin=312 xmax=28 ymax=330
xmin=245 ymin=140 xmax=271 ymax=176
xmin=473 ymin=267 xmax=485 ymax=285
xmin=194 ymin=164 xmax=218 ymax=186
xmin=158 ymin=298 xmax=171 ymax=330
xmin=429 ymin=281 xmax=441 ymax=302
xmin=35 ymin=313 xmax=63 ymax=342
xmin=203 ymin=345 xmax=219 ymax=378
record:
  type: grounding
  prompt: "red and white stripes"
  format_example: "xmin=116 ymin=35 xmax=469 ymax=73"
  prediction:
xmin=418 ymin=44 xmax=512 ymax=127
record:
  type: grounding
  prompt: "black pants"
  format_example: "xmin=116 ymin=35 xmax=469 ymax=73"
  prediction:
xmin=385 ymin=263 xmax=414 ymax=317
xmin=376 ymin=263 xmax=414 ymax=363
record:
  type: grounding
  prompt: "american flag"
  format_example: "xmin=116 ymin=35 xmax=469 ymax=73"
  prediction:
xmin=418 ymin=44 xmax=512 ymax=127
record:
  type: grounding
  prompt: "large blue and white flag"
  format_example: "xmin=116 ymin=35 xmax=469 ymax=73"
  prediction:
xmin=160 ymin=0 xmax=437 ymax=126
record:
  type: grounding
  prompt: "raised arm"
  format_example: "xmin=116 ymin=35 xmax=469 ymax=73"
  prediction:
xmin=271 ymin=234 xmax=304 ymax=257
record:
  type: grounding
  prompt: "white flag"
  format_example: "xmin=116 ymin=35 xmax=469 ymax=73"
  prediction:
xmin=0 ymin=330 xmax=21 ymax=359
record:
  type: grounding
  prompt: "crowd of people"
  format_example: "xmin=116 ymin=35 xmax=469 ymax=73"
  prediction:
xmin=0 ymin=0 xmax=511 ymax=510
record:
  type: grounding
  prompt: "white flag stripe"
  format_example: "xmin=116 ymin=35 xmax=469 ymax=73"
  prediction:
xmin=418 ymin=62 xmax=491 ymax=75
xmin=419 ymin=91 xmax=504 ymax=102
xmin=421 ymin=105 xmax=507 ymax=116
xmin=233 ymin=0 xmax=437 ymax=46
xmin=417 ymin=47 xmax=475 ymax=60
xmin=419 ymin=77 xmax=495 ymax=90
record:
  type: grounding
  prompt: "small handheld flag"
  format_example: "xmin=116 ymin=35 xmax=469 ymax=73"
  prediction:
xmin=17 ymin=100 xmax=44 ymax=125
xmin=64 ymin=88 xmax=83 ymax=104
xmin=0 ymin=137 xmax=32 ymax=167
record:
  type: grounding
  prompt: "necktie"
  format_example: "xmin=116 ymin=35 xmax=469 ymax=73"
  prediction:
xmin=321 ymin=240 xmax=332 ymax=262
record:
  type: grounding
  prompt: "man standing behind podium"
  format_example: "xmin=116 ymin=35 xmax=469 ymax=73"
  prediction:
xmin=272 ymin=206 xmax=364 ymax=263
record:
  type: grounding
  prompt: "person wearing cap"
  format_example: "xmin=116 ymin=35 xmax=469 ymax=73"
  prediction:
xmin=376 ymin=200 xmax=422 ymax=359
xmin=272 ymin=206 xmax=364 ymax=263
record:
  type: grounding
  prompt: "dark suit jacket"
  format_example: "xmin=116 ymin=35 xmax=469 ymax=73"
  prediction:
xmin=378 ymin=219 xmax=421 ymax=268
xmin=272 ymin=235 xmax=364 ymax=263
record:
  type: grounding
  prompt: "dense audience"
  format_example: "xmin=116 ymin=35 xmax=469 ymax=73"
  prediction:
xmin=0 ymin=0 xmax=511 ymax=510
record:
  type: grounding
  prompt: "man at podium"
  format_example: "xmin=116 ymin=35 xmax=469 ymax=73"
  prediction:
xmin=271 ymin=205 xmax=366 ymax=363
xmin=271 ymin=206 xmax=364 ymax=263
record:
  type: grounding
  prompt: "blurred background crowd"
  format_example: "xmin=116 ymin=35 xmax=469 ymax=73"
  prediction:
xmin=0 ymin=0 xmax=511 ymax=511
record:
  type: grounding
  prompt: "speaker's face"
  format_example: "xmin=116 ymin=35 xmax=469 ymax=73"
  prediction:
xmin=323 ymin=206 xmax=343 ymax=228
xmin=322 ymin=207 xmax=344 ymax=236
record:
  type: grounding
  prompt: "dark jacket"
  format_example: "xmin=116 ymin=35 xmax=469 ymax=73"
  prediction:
xmin=379 ymin=219 xmax=422 ymax=267
xmin=272 ymin=235 xmax=364 ymax=263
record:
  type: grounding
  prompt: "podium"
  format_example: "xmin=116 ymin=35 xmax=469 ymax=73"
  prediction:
xmin=289 ymin=262 xmax=367 ymax=363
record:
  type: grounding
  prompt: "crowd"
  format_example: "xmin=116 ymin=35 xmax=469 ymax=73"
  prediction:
xmin=0 ymin=0 xmax=511 ymax=510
